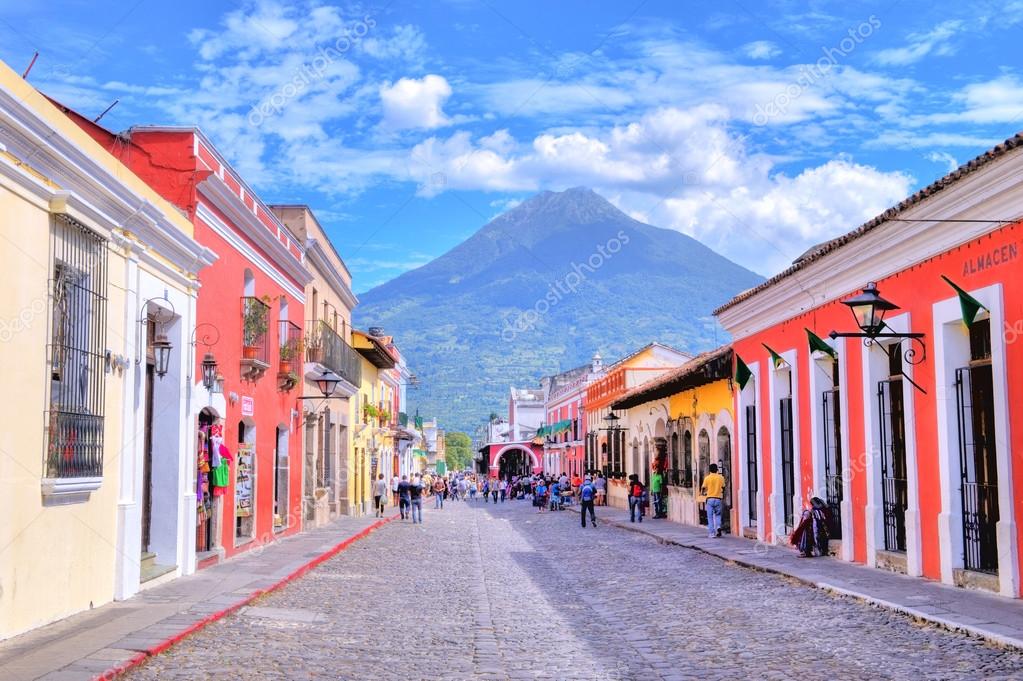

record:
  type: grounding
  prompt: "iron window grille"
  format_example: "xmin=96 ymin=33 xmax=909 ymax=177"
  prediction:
xmin=45 ymin=215 xmax=108 ymax=479
xmin=779 ymin=397 xmax=796 ymax=531
xmin=241 ymin=296 xmax=271 ymax=366
xmin=822 ymin=387 xmax=843 ymax=539
xmin=745 ymin=404 xmax=758 ymax=527
xmin=682 ymin=429 xmax=693 ymax=488
xmin=956 ymin=318 xmax=998 ymax=574
xmin=878 ymin=367 xmax=909 ymax=553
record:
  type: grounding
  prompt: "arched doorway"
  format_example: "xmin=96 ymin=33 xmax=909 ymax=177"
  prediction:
xmin=717 ymin=426 xmax=732 ymax=533
xmin=497 ymin=447 xmax=532 ymax=479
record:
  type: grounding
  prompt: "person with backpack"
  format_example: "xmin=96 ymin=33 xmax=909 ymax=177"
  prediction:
xmin=579 ymin=475 xmax=597 ymax=528
xmin=397 ymin=475 xmax=411 ymax=520
xmin=409 ymin=474 xmax=424 ymax=524
xmin=628 ymin=473 xmax=646 ymax=523
xmin=701 ymin=463 xmax=726 ymax=538
xmin=791 ymin=496 xmax=831 ymax=557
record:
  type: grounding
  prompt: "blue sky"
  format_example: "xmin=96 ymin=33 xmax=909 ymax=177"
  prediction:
xmin=3 ymin=0 xmax=1022 ymax=292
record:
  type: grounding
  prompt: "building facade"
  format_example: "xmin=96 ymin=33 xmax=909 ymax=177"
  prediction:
xmin=0 ymin=62 xmax=212 ymax=637
xmin=62 ymin=117 xmax=312 ymax=566
xmin=716 ymin=133 xmax=1023 ymax=597
xmin=270 ymin=205 xmax=360 ymax=529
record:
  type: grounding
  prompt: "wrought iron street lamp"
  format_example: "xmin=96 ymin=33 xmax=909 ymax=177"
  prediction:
xmin=152 ymin=334 xmax=173 ymax=379
xmin=315 ymin=369 xmax=342 ymax=398
xmin=829 ymin=282 xmax=927 ymax=392
xmin=200 ymin=351 xmax=219 ymax=391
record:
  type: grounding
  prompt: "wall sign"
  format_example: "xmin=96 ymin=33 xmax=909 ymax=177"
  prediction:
xmin=241 ymin=396 xmax=254 ymax=416
xmin=962 ymin=242 xmax=1018 ymax=277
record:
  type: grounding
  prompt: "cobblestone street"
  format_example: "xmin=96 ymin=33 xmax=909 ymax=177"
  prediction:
xmin=125 ymin=500 xmax=1023 ymax=681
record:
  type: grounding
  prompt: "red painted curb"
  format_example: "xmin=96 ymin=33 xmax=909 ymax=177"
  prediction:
xmin=92 ymin=514 xmax=397 ymax=680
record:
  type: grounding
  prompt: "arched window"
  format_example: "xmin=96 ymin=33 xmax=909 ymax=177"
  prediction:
xmin=683 ymin=430 xmax=693 ymax=487
xmin=670 ymin=432 xmax=679 ymax=485
xmin=243 ymin=268 xmax=255 ymax=297
xmin=698 ymin=429 xmax=711 ymax=483
xmin=717 ymin=426 xmax=732 ymax=507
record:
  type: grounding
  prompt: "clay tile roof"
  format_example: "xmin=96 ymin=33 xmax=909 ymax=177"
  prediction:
xmin=714 ymin=131 xmax=1023 ymax=315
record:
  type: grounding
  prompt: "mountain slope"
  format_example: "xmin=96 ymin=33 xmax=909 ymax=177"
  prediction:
xmin=355 ymin=188 xmax=764 ymax=432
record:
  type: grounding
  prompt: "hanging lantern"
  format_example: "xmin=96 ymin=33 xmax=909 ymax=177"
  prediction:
xmin=841 ymin=282 xmax=898 ymax=337
xmin=201 ymin=352 xmax=218 ymax=391
xmin=153 ymin=334 xmax=173 ymax=379
xmin=315 ymin=369 xmax=341 ymax=398
xmin=212 ymin=371 xmax=226 ymax=395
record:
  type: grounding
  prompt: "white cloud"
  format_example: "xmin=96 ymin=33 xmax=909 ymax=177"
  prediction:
xmin=925 ymin=151 xmax=959 ymax=173
xmin=742 ymin=40 xmax=781 ymax=60
xmin=871 ymin=20 xmax=963 ymax=66
xmin=379 ymin=74 xmax=453 ymax=130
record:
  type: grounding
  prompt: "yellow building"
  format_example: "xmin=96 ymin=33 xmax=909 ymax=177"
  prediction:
xmin=0 ymin=59 xmax=212 ymax=638
xmin=611 ymin=347 xmax=735 ymax=529
xmin=269 ymin=205 xmax=359 ymax=528
xmin=350 ymin=329 xmax=397 ymax=515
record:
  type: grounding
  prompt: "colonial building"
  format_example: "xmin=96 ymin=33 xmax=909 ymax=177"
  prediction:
xmin=61 ymin=115 xmax=312 ymax=567
xmin=0 ymin=60 xmax=213 ymax=637
xmin=540 ymin=355 xmax=603 ymax=477
xmin=351 ymin=328 xmax=397 ymax=515
xmin=269 ymin=205 xmax=360 ymax=529
xmin=611 ymin=347 xmax=735 ymax=530
xmin=582 ymin=343 xmax=691 ymax=508
xmin=716 ymin=132 xmax=1023 ymax=597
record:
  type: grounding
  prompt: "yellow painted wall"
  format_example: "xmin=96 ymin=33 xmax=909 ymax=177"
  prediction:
xmin=668 ymin=378 xmax=734 ymax=423
xmin=347 ymin=355 xmax=378 ymax=514
xmin=0 ymin=182 xmax=126 ymax=639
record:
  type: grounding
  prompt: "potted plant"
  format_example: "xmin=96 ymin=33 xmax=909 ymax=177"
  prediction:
xmin=279 ymin=337 xmax=303 ymax=374
xmin=305 ymin=330 xmax=323 ymax=363
xmin=242 ymin=295 xmax=271 ymax=359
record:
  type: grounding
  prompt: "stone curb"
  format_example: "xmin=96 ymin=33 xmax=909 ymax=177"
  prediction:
xmin=569 ymin=507 xmax=1023 ymax=652
xmin=92 ymin=514 xmax=398 ymax=680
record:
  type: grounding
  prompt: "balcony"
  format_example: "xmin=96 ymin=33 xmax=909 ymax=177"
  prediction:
xmin=278 ymin=319 xmax=302 ymax=391
xmin=241 ymin=296 xmax=271 ymax=382
xmin=305 ymin=319 xmax=361 ymax=390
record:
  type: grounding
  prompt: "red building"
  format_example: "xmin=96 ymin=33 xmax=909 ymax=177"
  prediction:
xmin=60 ymin=111 xmax=311 ymax=565
xmin=716 ymin=132 xmax=1023 ymax=597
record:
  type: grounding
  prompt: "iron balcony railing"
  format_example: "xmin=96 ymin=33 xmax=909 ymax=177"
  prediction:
xmin=306 ymin=319 xmax=361 ymax=388
xmin=241 ymin=296 xmax=271 ymax=366
xmin=279 ymin=319 xmax=301 ymax=374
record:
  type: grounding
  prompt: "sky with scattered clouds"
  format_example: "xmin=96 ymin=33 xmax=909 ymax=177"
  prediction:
xmin=3 ymin=0 xmax=1023 ymax=291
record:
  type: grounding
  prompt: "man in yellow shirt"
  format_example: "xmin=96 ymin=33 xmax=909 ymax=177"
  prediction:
xmin=701 ymin=463 xmax=726 ymax=538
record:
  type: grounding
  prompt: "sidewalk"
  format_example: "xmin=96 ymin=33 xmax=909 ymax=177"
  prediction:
xmin=0 ymin=513 xmax=396 ymax=681
xmin=573 ymin=504 xmax=1023 ymax=650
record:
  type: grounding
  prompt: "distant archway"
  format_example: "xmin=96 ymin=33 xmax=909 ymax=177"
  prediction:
xmin=492 ymin=445 xmax=540 ymax=479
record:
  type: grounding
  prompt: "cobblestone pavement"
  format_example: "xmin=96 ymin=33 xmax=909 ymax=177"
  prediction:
xmin=124 ymin=499 xmax=1023 ymax=681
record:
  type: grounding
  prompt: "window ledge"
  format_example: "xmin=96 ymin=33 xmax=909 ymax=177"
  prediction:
xmin=41 ymin=476 xmax=103 ymax=505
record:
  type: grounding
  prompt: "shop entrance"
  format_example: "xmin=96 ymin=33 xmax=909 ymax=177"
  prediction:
xmin=196 ymin=408 xmax=221 ymax=555
xmin=498 ymin=447 xmax=532 ymax=479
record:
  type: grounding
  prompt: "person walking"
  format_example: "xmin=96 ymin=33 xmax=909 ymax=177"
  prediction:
xmin=579 ymin=475 xmax=597 ymax=528
xmin=627 ymin=474 xmax=646 ymax=523
xmin=490 ymin=479 xmax=499 ymax=504
xmin=397 ymin=475 xmax=411 ymax=520
xmin=535 ymin=479 xmax=547 ymax=513
xmin=373 ymin=473 xmax=388 ymax=518
xmin=469 ymin=478 xmax=478 ymax=501
xmin=391 ymin=474 xmax=400 ymax=507
xmin=410 ymin=474 xmax=424 ymax=524
xmin=433 ymin=476 xmax=447 ymax=509
xmin=498 ymin=478 xmax=508 ymax=503
xmin=594 ymin=473 xmax=606 ymax=506
xmin=651 ymin=468 xmax=666 ymax=519
xmin=701 ymin=463 xmax=726 ymax=538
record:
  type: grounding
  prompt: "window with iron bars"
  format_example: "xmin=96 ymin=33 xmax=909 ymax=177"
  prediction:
xmin=45 ymin=215 xmax=108 ymax=480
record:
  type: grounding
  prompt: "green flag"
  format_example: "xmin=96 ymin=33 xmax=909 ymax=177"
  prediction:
xmin=735 ymin=354 xmax=753 ymax=390
xmin=941 ymin=275 xmax=987 ymax=328
xmin=805 ymin=328 xmax=837 ymax=358
xmin=762 ymin=343 xmax=786 ymax=368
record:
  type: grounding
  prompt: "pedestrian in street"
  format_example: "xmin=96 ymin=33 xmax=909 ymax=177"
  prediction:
xmin=410 ymin=474 xmax=424 ymax=524
xmin=651 ymin=467 xmax=666 ymax=519
xmin=397 ymin=475 xmax=411 ymax=520
xmin=535 ymin=479 xmax=547 ymax=513
xmin=499 ymin=478 xmax=507 ymax=502
xmin=579 ymin=475 xmax=597 ymax=528
xmin=549 ymin=479 xmax=560 ymax=512
xmin=628 ymin=474 xmax=646 ymax=523
xmin=373 ymin=473 xmax=388 ymax=518
xmin=594 ymin=473 xmax=607 ymax=506
xmin=391 ymin=474 xmax=400 ymax=507
xmin=490 ymin=478 xmax=499 ymax=504
xmin=433 ymin=476 xmax=446 ymax=509
xmin=482 ymin=478 xmax=490 ymax=502
xmin=469 ymin=479 xmax=478 ymax=501
xmin=457 ymin=476 xmax=468 ymax=501
xmin=701 ymin=463 xmax=726 ymax=538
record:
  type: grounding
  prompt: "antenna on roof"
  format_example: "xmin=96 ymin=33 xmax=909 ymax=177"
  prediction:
xmin=22 ymin=52 xmax=39 ymax=79
xmin=94 ymin=100 xmax=119 ymax=123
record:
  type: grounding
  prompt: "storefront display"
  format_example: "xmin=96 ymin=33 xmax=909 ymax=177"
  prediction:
xmin=235 ymin=443 xmax=254 ymax=541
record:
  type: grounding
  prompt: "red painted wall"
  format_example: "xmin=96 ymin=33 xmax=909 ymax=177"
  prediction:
xmin=731 ymin=221 xmax=1023 ymax=590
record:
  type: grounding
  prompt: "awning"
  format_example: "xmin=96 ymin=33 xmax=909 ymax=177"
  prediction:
xmin=536 ymin=419 xmax=572 ymax=437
